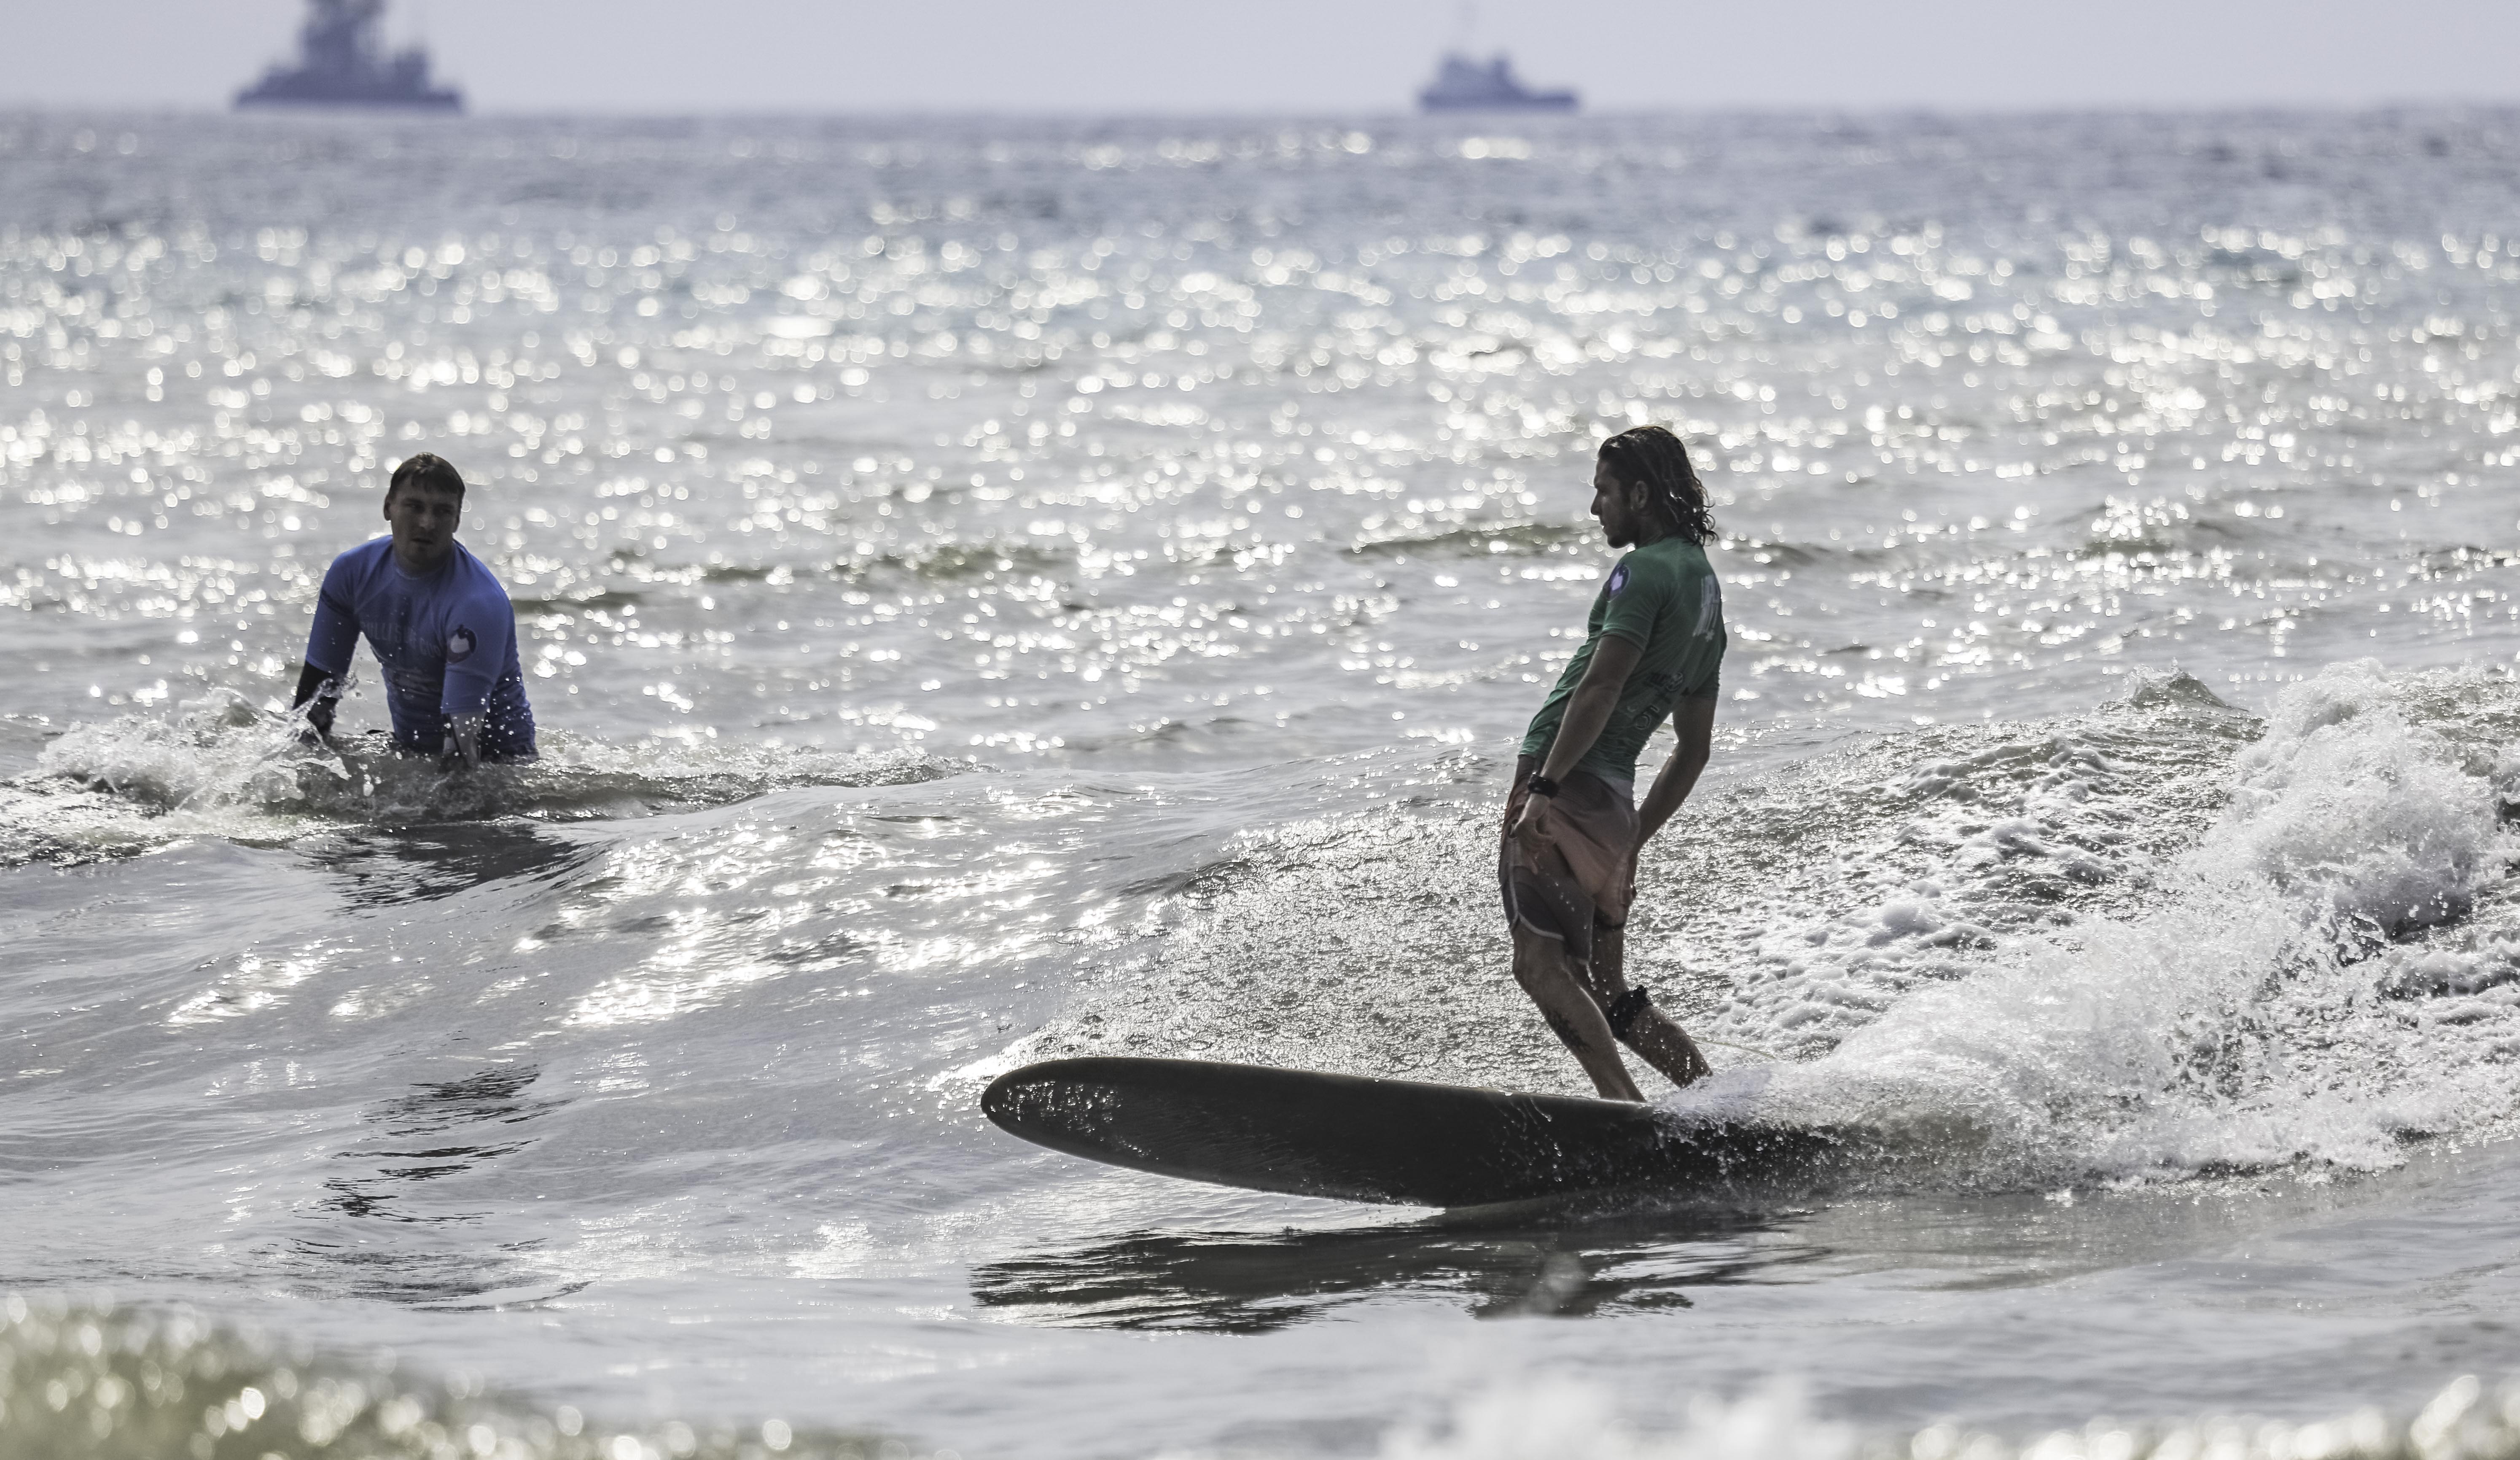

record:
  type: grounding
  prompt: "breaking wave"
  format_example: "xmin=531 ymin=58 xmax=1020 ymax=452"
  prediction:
xmin=1678 ymin=660 xmax=2520 ymax=1188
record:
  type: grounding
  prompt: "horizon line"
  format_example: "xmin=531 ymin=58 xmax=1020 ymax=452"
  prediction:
xmin=7 ymin=99 xmax=2520 ymax=121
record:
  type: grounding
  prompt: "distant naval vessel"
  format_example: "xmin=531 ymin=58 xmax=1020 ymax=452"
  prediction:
xmin=235 ymin=0 xmax=462 ymax=112
xmin=1417 ymin=53 xmax=1578 ymax=113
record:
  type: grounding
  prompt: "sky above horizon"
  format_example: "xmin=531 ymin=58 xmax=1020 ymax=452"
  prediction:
xmin=5 ymin=0 xmax=2517 ymax=114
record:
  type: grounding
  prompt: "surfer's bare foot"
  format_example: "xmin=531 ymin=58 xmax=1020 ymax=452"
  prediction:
xmin=1511 ymin=925 xmax=1646 ymax=1101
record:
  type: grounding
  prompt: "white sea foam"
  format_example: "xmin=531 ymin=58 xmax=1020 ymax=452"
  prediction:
xmin=1378 ymin=1380 xmax=1852 ymax=1460
xmin=34 ymin=688 xmax=324 ymax=814
xmin=1365 ymin=1372 xmax=2520 ymax=1460
xmin=11 ymin=691 xmax=966 ymax=854
xmin=1671 ymin=662 xmax=2520 ymax=1186
xmin=2219 ymin=660 xmax=2506 ymax=928
xmin=1697 ymin=676 xmax=2248 ymax=1059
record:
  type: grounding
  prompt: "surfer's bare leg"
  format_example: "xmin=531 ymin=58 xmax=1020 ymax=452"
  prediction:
xmin=1511 ymin=925 xmax=1645 ymax=1102
xmin=1587 ymin=921 xmax=1712 ymax=1090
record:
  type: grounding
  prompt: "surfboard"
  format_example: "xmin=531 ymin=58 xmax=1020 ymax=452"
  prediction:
xmin=981 ymin=1056 xmax=1840 ymax=1208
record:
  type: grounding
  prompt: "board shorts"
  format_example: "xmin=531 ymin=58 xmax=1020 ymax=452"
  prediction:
xmin=1498 ymin=755 xmax=1637 ymax=964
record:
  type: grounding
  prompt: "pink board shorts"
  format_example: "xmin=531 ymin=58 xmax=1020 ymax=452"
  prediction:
xmin=1498 ymin=755 xmax=1636 ymax=964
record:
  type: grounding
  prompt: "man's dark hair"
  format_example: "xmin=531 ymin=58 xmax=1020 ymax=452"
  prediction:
xmin=387 ymin=453 xmax=465 ymax=504
xmin=1598 ymin=426 xmax=1714 ymax=546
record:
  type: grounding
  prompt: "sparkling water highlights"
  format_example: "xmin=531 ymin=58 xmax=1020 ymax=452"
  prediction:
xmin=7 ymin=113 xmax=2517 ymax=762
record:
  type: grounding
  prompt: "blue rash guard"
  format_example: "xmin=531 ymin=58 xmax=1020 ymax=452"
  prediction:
xmin=303 ymin=538 xmax=536 ymax=758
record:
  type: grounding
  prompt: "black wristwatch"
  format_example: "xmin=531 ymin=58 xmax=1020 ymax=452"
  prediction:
xmin=1526 ymin=774 xmax=1562 ymax=799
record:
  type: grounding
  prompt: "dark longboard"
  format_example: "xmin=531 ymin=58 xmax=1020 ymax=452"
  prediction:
xmin=982 ymin=1056 xmax=1840 ymax=1208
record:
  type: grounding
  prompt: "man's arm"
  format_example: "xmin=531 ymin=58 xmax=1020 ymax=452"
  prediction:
xmin=436 ymin=599 xmax=515 ymax=772
xmin=290 ymin=662 xmax=334 ymax=710
xmin=297 ymin=555 xmax=360 ymax=739
xmin=1635 ymin=695 xmax=1716 ymax=848
xmin=290 ymin=662 xmax=343 ymax=738
xmin=442 ymin=712 xmax=485 ymax=770
xmin=1512 ymin=633 xmax=1643 ymax=840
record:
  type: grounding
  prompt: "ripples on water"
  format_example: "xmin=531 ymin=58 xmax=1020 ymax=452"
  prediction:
xmin=3 ymin=110 xmax=2520 ymax=1459
xmin=4 ymin=112 xmax=2516 ymax=760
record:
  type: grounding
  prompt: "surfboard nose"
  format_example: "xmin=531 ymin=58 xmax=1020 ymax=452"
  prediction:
xmin=982 ymin=1060 xmax=1117 ymax=1143
xmin=979 ymin=1067 xmax=1035 ymax=1129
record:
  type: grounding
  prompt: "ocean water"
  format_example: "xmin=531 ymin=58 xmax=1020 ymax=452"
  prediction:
xmin=4 ymin=107 xmax=2520 ymax=1459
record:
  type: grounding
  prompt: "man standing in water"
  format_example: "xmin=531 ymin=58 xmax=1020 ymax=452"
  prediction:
xmin=292 ymin=453 xmax=536 ymax=765
xmin=1502 ymin=425 xmax=1724 ymax=1101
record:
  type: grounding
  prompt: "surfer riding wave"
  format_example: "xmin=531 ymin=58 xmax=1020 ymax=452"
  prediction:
xmin=1501 ymin=425 xmax=1723 ymax=1101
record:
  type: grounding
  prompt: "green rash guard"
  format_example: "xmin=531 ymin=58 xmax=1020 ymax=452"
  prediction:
xmin=1519 ymin=535 xmax=1727 ymax=782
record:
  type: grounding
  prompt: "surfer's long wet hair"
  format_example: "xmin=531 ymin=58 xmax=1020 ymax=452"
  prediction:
xmin=1598 ymin=426 xmax=1715 ymax=547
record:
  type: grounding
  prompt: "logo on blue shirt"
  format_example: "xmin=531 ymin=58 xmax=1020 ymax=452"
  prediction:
xmin=447 ymin=626 xmax=476 ymax=663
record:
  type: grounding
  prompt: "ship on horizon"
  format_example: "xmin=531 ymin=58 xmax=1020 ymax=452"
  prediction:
xmin=1417 ymin=52 xmax=1578 ymax=113
xmin=235 ymin=0 xmax=461 ymax=113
